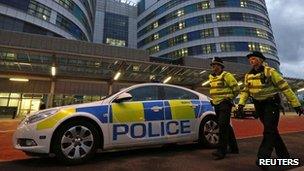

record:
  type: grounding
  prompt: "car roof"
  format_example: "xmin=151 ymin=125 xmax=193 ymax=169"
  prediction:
xmin=122 ymin=83 xmax=203 ymax=96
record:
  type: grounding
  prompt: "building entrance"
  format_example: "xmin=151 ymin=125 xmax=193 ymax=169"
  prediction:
xmin=0 ymin=93 xmax=43 ymax=118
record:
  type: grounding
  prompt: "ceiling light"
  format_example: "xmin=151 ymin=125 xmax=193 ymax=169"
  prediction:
xmin=114 ymin=72 xmax=121 ymax=80
xmin=51 ymin=66 xmax=56 ymax=76
xmin=202 ymin=80 xmax=210 ymax=86
xmin=163 ymin=76 xmax=172 ymax=84
xmin=297 ymin=88 xmax=304 ymax=93
xmin=200 ymin=70 xmax=206 ymax=74
xmin=9 ymin=78 xmax=29 ymax=82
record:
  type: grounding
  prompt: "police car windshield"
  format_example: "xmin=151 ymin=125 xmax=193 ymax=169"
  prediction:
xmin=100 ymin=91 xmax=119 ymax=100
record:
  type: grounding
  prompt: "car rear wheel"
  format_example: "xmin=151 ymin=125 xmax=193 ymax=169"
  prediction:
xmin=198 ymin=116 xmax=219 ymax=148
xmin=53 ymin=120 xmax=100 ymax=165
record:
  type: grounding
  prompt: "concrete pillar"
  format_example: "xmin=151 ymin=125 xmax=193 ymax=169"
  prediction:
xmin=47 ymin=80 xmax=55 ymax=108
xmin=108 ymin=81 xmax=113 ymax=95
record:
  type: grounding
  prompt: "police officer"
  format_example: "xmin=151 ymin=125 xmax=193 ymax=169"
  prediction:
xmin=209 ymin=57 xmax=239 ymax=160
xmin=238 ymin=51 xmax=303 ymax=168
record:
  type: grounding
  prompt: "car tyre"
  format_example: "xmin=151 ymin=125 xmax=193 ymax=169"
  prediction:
xmin=53 ymin=120 xmax=100 ymax=165
xmin=198 ymin=115 xmax=219 ymax=148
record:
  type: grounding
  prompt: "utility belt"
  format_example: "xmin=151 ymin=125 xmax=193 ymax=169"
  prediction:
xmin=213 ymin=99 xmax=234 ymax=108
xmin=252 ymin=94 xmax=283 ymax=117
xmin=252 ymin=94 xmax=281 ymax=105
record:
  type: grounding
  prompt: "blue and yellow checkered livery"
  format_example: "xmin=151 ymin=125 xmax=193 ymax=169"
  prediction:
xmin=35 ymin=100 xmax=213 ymax=130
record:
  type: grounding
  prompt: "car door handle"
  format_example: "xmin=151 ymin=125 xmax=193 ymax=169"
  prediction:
xmin=151 ymin=106 xmax=162 ymax=112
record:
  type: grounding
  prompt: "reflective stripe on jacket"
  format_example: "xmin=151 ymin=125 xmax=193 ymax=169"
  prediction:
xmin=209 ymin=71 xmax=240 ymax=105
xmin=239 ymin=66 xmax=301 ymax=107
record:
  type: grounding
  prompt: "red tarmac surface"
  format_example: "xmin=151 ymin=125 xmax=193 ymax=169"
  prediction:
xmin=1 ymin=114 xmax=303 ymax=162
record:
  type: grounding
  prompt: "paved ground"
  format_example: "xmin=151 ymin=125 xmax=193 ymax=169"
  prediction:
xmin=0 ymin=113 xmax=303 ymax=171
xmin=0 ymin=132 xmax=303 ymax=171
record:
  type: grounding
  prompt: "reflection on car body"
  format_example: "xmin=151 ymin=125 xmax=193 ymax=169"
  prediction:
xmin=13 ymin=83 xmax=219 ymax=164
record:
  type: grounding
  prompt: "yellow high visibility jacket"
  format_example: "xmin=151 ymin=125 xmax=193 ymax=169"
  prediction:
xmin=209 ymin=71 xmax=240 ymax=105
xmin=239 ymin=66 xmax=301 ymax=107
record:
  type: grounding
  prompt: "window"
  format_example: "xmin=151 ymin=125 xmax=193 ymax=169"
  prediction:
xmin=103 ymin=12 xmax=129 ymax=47
xmin=153 ymin=22 xmax=159 ymax=28
xmin=106 ymin=38 xmax=126 ymax=47
xmin=0 ymin=0 xmax=30 ymax=11
xmin=28 ymin=0 xmax=51 ymax=21
xmin=177 ymin=9 xmax=184 ymax=17
xmin=154 ymin=33 xmax=159 ymax=40
xmin=178 ymin=22 xmax=185 ymax=29
xmin=198 ymin=1 xmax=210 ymax=9
xmin=79 ymin=0 xmax=93 ymax=21
xmin=216 ymin=13 xmax=231 ymax=21
xmin=137 ymin=2 xmax=211 ymax=37
xmin=138 ymin=14 xmax=212 ymax=39
xmin=128 ymin=86 xmax=159 ymax=101
xmin=161 ymin=44 xmax=216 ymax=59
xmin=220 ymin=42 xmax=277 ymax=55
xmin=55 ymin=0 xmax=92 ymax=36
xmin=202 ymin=28 xmax=214 ymax=38
xmin=56 ymin=14 xmax=87 ymax=41
xmin=221 ymin=42 xmax=248 ymax=52
xmin=218 ymin=27 xmax=274 ymax=42
xmin=164 ymin=86 xmax=198 ymax=100
xmin=216 ymin=12 xmax=270 ymax=28
xmin=240 ymin=0 xmax=268 ymax=14
xmin=137 ymin=0 xmax=189 ymax=27
xmin=214 ymin=0 xmax=240 ymax=7
xmin=137 ymin=0 xmax=145 ymax=15
xmin=147 ymin=45 xmax=160 ymax=54
xmin=202 ymin=44 xmax=215 ymax=54
xmin=139 ymin=28 xmax=214 ymax=48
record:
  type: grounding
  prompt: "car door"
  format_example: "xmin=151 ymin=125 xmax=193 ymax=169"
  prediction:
xmin=161 ymin=86 xmax=201 ymax=142
xmin=110 ymin=85 xmax=166 ymax=147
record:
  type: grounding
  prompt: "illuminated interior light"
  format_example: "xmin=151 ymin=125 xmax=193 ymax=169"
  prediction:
xmin=51 ymin=66 xmax=56 ymax=76
xmin=163 ymin=76 xmax=172 ymax=84
xmin=114 ymin=72 xmax=121 ymax=80
xmin=297 ymin=88 xmax=304 ymax=93
xmin=200 ymin=70 xmax=206 ymax=74
xmin=202 ymin=80 xmax=210 ymax=86
xmin=9 ymin=78 xmax=29 ymax=82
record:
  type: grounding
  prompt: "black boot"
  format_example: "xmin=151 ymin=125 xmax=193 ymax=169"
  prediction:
xmin=212 ymin=151 xmax=225 ymax=160
xmin=227 ymin=146 xmax=239 ymax=154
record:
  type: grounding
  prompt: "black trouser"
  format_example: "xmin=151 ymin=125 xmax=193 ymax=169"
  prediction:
xmin=214 ymin=100 xmax=238 ymax=155
xmin=254 ymin=98 xmax=290 ymax=159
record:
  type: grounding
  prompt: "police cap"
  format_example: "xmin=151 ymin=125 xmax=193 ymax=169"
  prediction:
xmin=210 ymin=57 xmax=224 ymax=68
xmin=246 ymin=51 xmax=266 ymax=60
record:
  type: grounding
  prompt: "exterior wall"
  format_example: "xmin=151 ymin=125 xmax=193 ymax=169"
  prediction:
xmin=137 ymin=0 xmax=279 ymax=68
xmin=0 ymin=0 xmax=95 ymax=41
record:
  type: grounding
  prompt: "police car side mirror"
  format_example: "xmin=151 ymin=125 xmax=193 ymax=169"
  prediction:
xmin=113 ymin=92 xmax=132 ymax=103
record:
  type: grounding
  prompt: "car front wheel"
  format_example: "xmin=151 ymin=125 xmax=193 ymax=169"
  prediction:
xmin=53 ymin=120 xmax=100 ymax=165
xmin=198 ymin=116 xmax=219 ymax=148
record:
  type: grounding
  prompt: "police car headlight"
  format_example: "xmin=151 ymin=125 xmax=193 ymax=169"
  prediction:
xmin=25 ymin=109 xmax=58 ymax=124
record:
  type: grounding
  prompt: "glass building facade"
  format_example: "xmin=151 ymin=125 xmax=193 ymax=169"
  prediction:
xmin=0 ymin=0 xmax=95 ymax=41
xmin=103 ymin=12 xmax=129 ymax=47
xmin=137 ymin=0 xmax=279 ymax=68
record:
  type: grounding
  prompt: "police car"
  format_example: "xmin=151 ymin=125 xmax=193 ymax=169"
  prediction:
xmin=13 ymin=83 xmax=219 ymax=164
